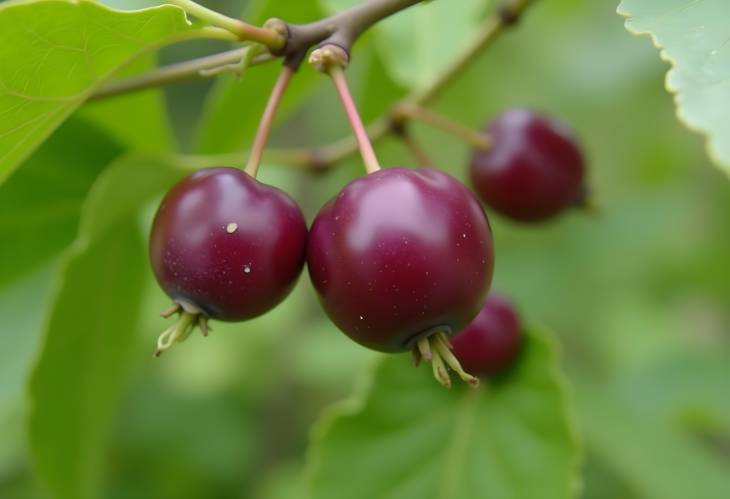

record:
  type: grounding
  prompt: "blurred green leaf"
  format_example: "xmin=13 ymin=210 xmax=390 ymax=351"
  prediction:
xmin=618 ymin=0 xmax=730 ymax=174
xmin=576 ymin=386 xmax=730 ymax=499
xmin=307 ymin=328 xmax=580 ymax=499
xmin=617 ymin=351 xmax=730 ymax=432
xmin=107 ymin=380 xmax=260 ymax=499
xmin=290 ymin=319 xmax=375 ymax=392
xmin=257 ymin=461 xmax=306 ymax=499
xmin=194 ymin=0 xmax=324 ymax=153
xmin=0 ymin=116 xmax=122 ymax=290
xmin=0 ymin=0 xmax=203 ymax=182
xmin=0 ymin=117 xmax=122 ymax=417
xmin=322 ymin=0 xmax=482 ymax=91
xmin=28 ymin=155 xmax=186 ymax=499
xmin=580 ymin=452 xmax=640 ymax=499
xmin=29 ymin=220 xmax=145 ymax=499
xmin=79 ymin=54 xmax=174 ymax=152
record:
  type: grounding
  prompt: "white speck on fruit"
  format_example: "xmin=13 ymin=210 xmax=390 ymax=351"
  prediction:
xmin=226 ymin=223 xmax=238 ymax=233
xmin=243 ymin=264 xmax=252 ymax=274
xmin=462 ymin=233 xmax=467 ymax=238
xmin=359 ymin=315 xmax=364 ymax=320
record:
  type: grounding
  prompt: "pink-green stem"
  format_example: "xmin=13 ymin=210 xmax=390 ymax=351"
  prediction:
xmin=329 ymin=65 xmax=381 ymax=174
xmin=394 ymin=103 xmax=491 ymax=150
xmin=244 ymin=66 xmax=295 ymax=178
xmin=400 ymin=131 xmax=435 ymax=167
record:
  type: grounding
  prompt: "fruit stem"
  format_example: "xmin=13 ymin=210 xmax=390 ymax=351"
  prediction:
xmin=393 ymin=104 xmax=491 ymax=150
xmin=392 ymin=125 xmax=435 ymax=167
xmin=413 ymin=0 xmax=534 ymax=105
xmin=327 ymin=63 xmax=382 ymax=174
xmin=154 ymin=310 xmax=199 ymax=357
xmin=414 ymin=331 xmax=479 ymax=388
xmin=167 ymin=0 xmax=286 ymax=48
xmin=244 ymin=65 xmax=295 ymax=178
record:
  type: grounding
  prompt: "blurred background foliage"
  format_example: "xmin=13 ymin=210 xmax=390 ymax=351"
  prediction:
xmin=0 ymin=0 xmax=728 ymax=498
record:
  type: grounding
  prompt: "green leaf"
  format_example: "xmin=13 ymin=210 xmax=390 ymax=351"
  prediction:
xmin=321 ymin=0 xmax=483 ymax=91
xmin=576 ymin=386 xmax=730 ymax=499
xmin=617 ymin=351 xmax=730 ymax=433
xmin=618 ymin=0 xmax=730 ymax=173
xmin=79 ymin=54 xmax=174 ymax=152
xmin=28 ymin=155 xmax=186 ymax=499
xmin=0 ymin=116 xmax=122 ymax=417
xmin=307 ymin=328 xmax=581 ymax=499
xmin=0 ymin=0 xmax=209 ymax=182
xmin=195 ymin=0 xmax=325 ymax=153
xmin=0 ymin=116 xmax=122 ymax=285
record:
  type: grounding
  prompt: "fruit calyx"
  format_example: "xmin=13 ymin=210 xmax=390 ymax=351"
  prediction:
xmin=154 ymin=302 xmax=211 ymax=357
xmin=413 ymin=330 xmax=479 ymax=389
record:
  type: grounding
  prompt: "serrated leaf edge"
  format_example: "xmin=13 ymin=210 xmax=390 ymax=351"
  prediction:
xmin=616 ymin=1 xmax=730 ymax=176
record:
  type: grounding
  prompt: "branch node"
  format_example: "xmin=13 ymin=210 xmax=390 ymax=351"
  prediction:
xmin=498 ymin=0 xmax=524 ymax=26
xmin=263 ymin=18 xmax=290 ymax=55
xmin=389 ymin=103 xmax=411 ymax=133
xmin=283 ymin=49 xmax=309 ymax=71
xmin=390 ymin=118 xmax=407 ymax=137
xmin=309 ymin=44 xmax=350 ymax=72
xmin=307 ymin=150 xmax=333 ymax=173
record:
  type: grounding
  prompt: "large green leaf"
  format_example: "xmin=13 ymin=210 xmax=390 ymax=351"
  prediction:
xmin=79 ymin=54 xmax=174 ymax=152
xmin=0 ymin=117 xmax=122 ymax=286
xmin=0 ymin=116 xmax=122 ymax=417
xmin=0 ymin=0 xmax=214 ymax=182
xmin=195 ymin=0 xmax=325 ymax=153
xmin=618 ymin=0 xmax=730 ymax=174
xmin=307 ymin=328 xmax=581 ymax=499
xmin=576 ymin=386 xmax=730 ymax=499
xmin=27 ymin=155 xmax=186 ymax=499
xmin=322 ymin=0 xmax=483 ymax=91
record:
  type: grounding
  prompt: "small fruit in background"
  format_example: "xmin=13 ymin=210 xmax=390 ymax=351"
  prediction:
xmin=149 ymin=167 xmax=308 ymax=355
xmin=451 ymin=293 xmax=522 ymax=376
xmin=470 ymin=108 xmax=587 ymax=222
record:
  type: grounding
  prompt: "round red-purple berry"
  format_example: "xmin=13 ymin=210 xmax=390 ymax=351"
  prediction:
xmin=470 ymin=108 xmax=586 ymax=222
xmin=451 ymin=293 xmax=522 ymax=375
xmin=307 ymin=167 xmax=494 ymax=353
xmin=149 ymin=167 xmax=307 ymax=321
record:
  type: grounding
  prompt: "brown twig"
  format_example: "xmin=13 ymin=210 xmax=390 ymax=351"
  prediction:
xmin=102 ymin=0 xmax=535 ymax=172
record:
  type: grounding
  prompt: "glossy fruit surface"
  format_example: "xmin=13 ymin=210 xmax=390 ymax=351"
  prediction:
xmin=451 ymin=293 xmax=522 ymax=375
xmin=470 ymin=108 xmax=585 ymax=222
xmin=149 ymin=167 xmax=307 ymax=321
xmin=307 ymin=167 xmax=494 ymax=353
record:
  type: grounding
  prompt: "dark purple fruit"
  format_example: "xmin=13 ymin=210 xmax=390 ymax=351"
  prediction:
xmin=307 ymin=167 xmax=494 ymax=357
xmin=451 ymin=293 xmax=522 ymax=375
xmin=470 ymin=108 xmax=586 ymax=222
xmin=149 ymin=167 xmax=307 ymax=354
